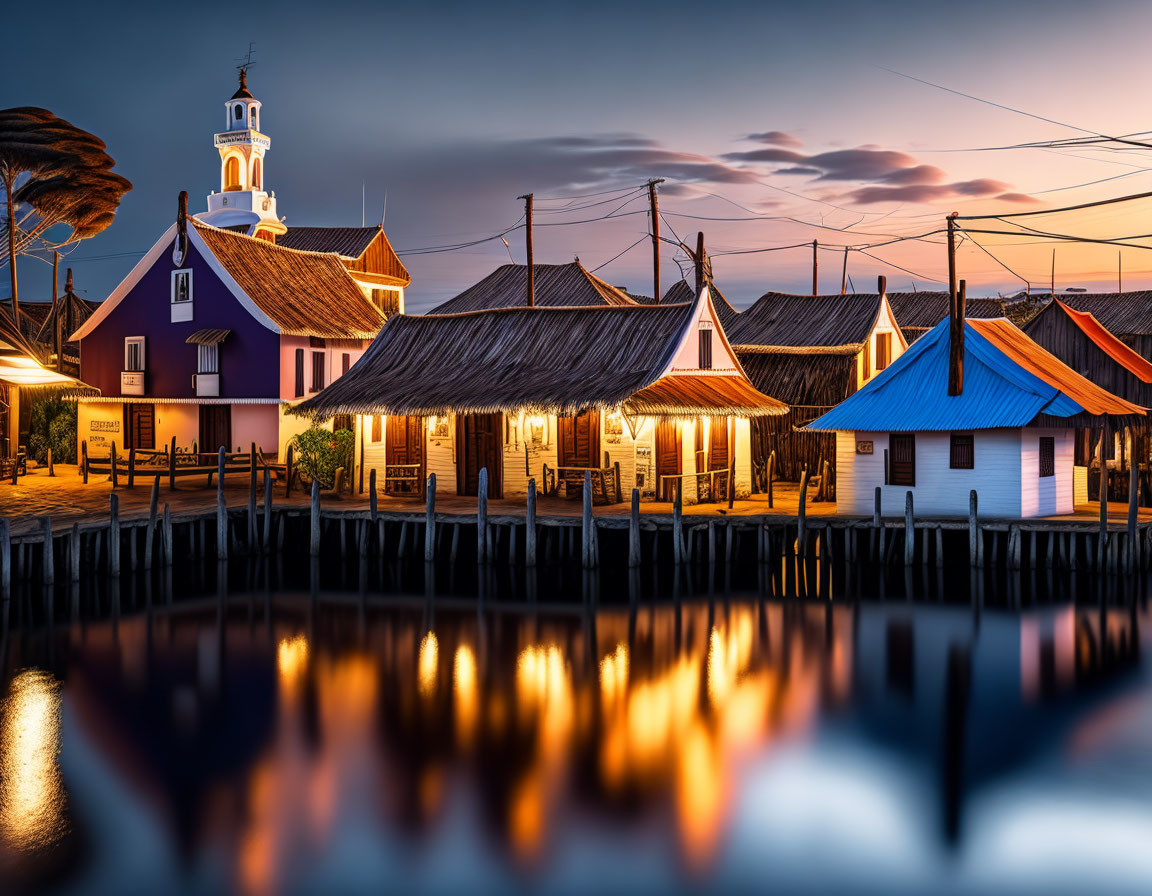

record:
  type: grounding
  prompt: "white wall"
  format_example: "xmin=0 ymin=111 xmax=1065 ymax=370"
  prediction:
xmin=837 ymin=429 xmax=1025 ymax=518
xmin=1020 ymin=428 xmax=1074 ymax=517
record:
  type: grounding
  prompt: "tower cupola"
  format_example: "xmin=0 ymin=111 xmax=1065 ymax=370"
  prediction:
xmin=203 ymin=68 xmax=285 ymax=239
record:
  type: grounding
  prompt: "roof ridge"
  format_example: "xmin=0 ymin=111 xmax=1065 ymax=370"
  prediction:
xmin=192 ymin=217 xmax=358 ymax=262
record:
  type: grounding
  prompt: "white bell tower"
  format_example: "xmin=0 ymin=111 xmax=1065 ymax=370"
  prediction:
xmin=202 ymin=68 xmax=285 ymax=239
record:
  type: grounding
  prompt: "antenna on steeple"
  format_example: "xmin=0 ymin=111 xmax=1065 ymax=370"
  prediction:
xmin=235 ymin=42 xmax=256 ymax=82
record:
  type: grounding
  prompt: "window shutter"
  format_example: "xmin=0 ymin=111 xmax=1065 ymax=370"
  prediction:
xmin=294 ymin=349 xmax=305 ymax=397
xmin=1039 ymin=437 xmax=1055 ymax=478
xmin=342 ymin=353 xmax=351 ymax=375
xmin=949 ymin=433 xmax=974 ymax=469
xmin=698 ymin=329 xmax=713 ymax=370
xmin=889 ymin=433 xmax=916 ymax=487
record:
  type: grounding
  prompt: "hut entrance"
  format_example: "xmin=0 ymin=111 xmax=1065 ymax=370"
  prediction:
xmin=457 ymin=413 xmax=503 ymax=498
xmin=655 ymin=419 xmax=682 ymax=501
xmin=385 ymin=415 xmax=425 ymax=496
xmin=199 ymin=405 xmax=232 ymax=454
xmin=708 ymin=416 xmax=730 ymax=501
xmin=124 ymin=403 xmax=155 ymax=450
xmin=558 ymin=410 xmax=600 ymax=469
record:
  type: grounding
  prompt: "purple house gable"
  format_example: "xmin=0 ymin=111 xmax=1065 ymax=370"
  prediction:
xmin=79 ymin=235 xmax=281 ymax=399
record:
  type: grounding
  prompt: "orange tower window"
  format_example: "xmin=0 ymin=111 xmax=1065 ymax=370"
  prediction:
xmin=224 ymin=156 xmax=241 ymax=191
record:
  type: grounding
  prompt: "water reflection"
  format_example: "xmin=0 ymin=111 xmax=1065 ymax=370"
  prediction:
xmin=0 ymin=669 xmax=67 ymax=852
xmin=0 ymin=583 xmax=1148 ymax=894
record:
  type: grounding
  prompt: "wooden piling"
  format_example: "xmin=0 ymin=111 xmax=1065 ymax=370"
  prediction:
xmin=968 ymin=490 xmax=980 ymax=567
xmin=767 ymin=451 xmax=775 ymax=508
xmin=109 ymin=493 xmax=120 ymax=576
xmin=1127 ymin=457 xmax=1138 ymax=572
xmin=215 ymin=447 xmax=228 ymax=561
xmin=285 ymin=445 xmax=295 ymax=498
xmin=904 ymin=490 xmax=914 ymax=566
xmin=797 ymin=469 xmax=809 ymax=555
xmin=1010 ymin=524 xmax=1022 ymax=570
xmin=477 ymin=467 xmax=489 ymax=563
xmin=310 ymin=479 xmax=321 ymax=558
xmin=41 ymin=517 xmax=53 ymax=585
xmin=47 ymin=446 xmax=54 ymax=477
xmin=168 ymin=436 xmax=176 ymax=490
xmin=582 ymin=470 xmax=594 ymax=569
xmin=248 ymin=443 xmax=258 ymax=551
xmin=70 ymin=523 xmax=80 ymax=583
xmin=708 ymin=521 xmax=717 ymax=567
xmin=673 ymin=479 xmax=684 ymax=565
xmin=110 ymin=442 xmax=119 ymax=488
xmin=144 ymin=476 xmax=159 ymax=570
xmin=127 ymin=446 xmax=136 ymax=488
xmin=628 ymin=488 xmax=641 ymax=568
xmin=263 ymin=469 xmax=273 ymax=552
xmin=369 ymin=468 xmax=378 ymax=522
xmin=425 ymin=472 xmax=437 ymax=562
xmin=526 ymin=479 xmax=537 ymax=567
xmin=162 ymin=504 xmax=173 ymax=566
xmin=81 ymin=440 xmax=88 ymax=484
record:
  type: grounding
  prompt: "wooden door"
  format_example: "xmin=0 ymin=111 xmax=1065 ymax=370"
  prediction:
xmin=199 ymin=405 xmax=232 ymax=454
xmin=557 ymin=409 xmax=600 ymax=468
xmin=385 ymin=415 xmax=425 ymax=496
xmin=709 ymin=416 xmax=730 ymax=501
xmin=655 ymin=419 xmax=682 ymax=501
xmin=124 ymin=404 xmax=156 ymax=450
xmin=457 ymin=413 xmax=503 ymax=498
xmin=888 ymin=433 xmax=915 ymax=487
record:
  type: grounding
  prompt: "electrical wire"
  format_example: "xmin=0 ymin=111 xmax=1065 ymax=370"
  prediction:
xmin=589 ymin=235 xmax=649 ymax=273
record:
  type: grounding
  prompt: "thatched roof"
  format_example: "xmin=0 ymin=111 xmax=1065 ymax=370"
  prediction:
xmin=294 ymin=297 xmax=787 ymax=419
xmin=887 ymin=291 xmax=1004 ymax=340
xmin=278 ymin=226 xmax=380 ymax=257
xmin=192 ymin=221 xmax=388 ymax=339
xmin=662 ymin=279 xmax=740 ymax=329
xmin=428 ymin=262 xmax=635 ymax=313
xmin=728 ymin=292 xmax=884 ymax=349
xmin=737 ymin=348 xmax=858 ymax=408
xmin=1056 ymin=292 xmax=1152 ymax=337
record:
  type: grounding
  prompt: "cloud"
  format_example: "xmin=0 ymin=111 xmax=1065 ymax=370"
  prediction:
xmin=745 ymin=130 xmax=804 ymax=148
xmin=724 ymin=139 xmax=1032 ymax=205
xmin=994 ymin=192 xmax=1039 ymax=204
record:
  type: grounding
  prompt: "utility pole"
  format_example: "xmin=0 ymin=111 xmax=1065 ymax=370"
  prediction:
xmin=518 ymin=193 xmax=534 ymax=307
xmin=840 ymin=246 xmax=849 ymax=295
xmin=1051 ymin=248 xmax=1055 ymax=297
xmin=812 ymin=240 xmax=818 ymax=295
xmin=1119 ymin=250 xmax=1122 ymax=293
xmin=51 ymin=251 xmax=60 ymax=371
xmin=695 ymin=231 xmax=706 ymax=293
xmin=946 ymin=212 xmax=962 ymax=396
xmin=647 ymin=178 xmax=664 ymax=304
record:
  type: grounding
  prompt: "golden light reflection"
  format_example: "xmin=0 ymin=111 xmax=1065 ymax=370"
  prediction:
xmin=276 ymin=635 xmax=309 ymax=698
xmin=0 ymin=669 xmax=67 ymax=851
xmin=419 ymin=632 xmax=439 ymax=698
xmin=454 ymin=644 xmax=478 ymax=748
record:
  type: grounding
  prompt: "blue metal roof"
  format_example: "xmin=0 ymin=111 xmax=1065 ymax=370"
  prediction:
xmin=808 ymin=318 xmax=1093 ymax=432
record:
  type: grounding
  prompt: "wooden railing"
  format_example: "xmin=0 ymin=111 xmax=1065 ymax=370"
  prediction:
xmin=542 ymin=462 xmax=623 ymax=505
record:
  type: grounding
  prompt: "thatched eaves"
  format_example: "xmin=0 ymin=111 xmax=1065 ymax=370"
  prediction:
xmin=729 ymin=292 xmax=885 ymax=349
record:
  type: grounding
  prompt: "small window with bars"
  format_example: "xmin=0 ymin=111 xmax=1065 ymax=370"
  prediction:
xmin=197 ymin=343 xmax=219 ymax=374
xmin=294 ymin=349 xmax=305 ymax=398
xmin=698 ymin=322 xmax=713 ymax=370
xmin=888 ymin=433 xmax=916 ymax=486
xmin=124 ymin=337 xmax=145 ymax=372
xmin=311 ymin=351 xmax=325 ymax=392
xmin=1039 ymin=436 xmax=1055 ymax=478
xmin=950 ymin=433 xmax=974 ymax=469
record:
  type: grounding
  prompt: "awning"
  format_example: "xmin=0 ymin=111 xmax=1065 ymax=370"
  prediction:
xmin=0 ymin=355 xmax=97 ymax=392
xmin=186 ymin=328 xmax=231 ymax=346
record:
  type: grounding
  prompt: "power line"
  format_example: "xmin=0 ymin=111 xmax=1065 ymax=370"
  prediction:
xmin=589 ymin=235 xmax=649 ymax=273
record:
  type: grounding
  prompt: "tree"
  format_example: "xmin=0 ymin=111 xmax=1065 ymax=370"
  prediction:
xmin=0 ymin=107 xmax=131 ymax=329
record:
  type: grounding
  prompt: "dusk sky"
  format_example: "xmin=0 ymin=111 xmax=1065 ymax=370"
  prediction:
xmin=7 ymin=0 xmax=1152 ymax=310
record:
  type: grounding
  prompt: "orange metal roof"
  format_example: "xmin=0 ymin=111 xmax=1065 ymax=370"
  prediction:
xmin=1054 ymin=300 xmax=1152 ymax=384
xmin=969 ymin=318 xmax=1145 ymax=417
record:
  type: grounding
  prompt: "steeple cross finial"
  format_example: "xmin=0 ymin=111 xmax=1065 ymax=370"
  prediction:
xmin=235 ymin=41 xmax=256 ymax=81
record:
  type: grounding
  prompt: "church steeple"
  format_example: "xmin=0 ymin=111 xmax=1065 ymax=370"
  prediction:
xmin=203 ymin=68 xmax=285 ymax=240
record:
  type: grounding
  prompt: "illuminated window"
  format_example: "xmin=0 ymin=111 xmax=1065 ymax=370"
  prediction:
xmin=224 ymin=157 xmax=241 ymax=190
xmin=876 ymin=332 xmax=891 ymax=370
xmin=251 ymin=158 xmax=261 ymax=189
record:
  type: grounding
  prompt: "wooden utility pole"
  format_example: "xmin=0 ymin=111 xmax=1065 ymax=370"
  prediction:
xmin=840 ymin=247 xmax=849 ymax=295
xmin=51 ymin=251 xmax=60 ymax=371
xmin=518 ymin=193 xmax=534 ymax=307
xmin=647 ymin=178 xmax=664 ymax=304
xmin=1050 ymin=248 xmax=1055 ymax=297
xmin=812 ymin=240 xmax=818 ymax=295
xmin=694 ymin=231 xmax=706 ymax=293
xmin=1118 ymin=250 xmax=1122 ymax=293
xmin=946 ymin=213 xmax=963 ymax=396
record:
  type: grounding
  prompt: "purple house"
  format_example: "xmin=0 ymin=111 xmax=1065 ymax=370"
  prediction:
xmin=72 ymin=72 xmax=409 ymax=459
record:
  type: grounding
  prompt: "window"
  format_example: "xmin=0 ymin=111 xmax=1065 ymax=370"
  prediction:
xmin=197 ymin=343 xmax=219 ymax=374
xmin=249 ymin=107 xmax=257 ymax=129
xmin=251 ymin=157 xmax=261 ymax=189
xmin=224 ymin=156 xmax=240 ymax=190
xmin=171 ymin=269 xmax=193 ymax=323
xmin=876 ymin=332 xmax=891 ymax=371
xmin=311 ymin=351 xmax=325 ymax=392
xmin=862 ymin=340 xmax=871 ymax=378
xmin=294 ymin=349 xmax=305 ymax=398
xmin=950 ymin=433 xmax=974 ymax=469
xmin=234 ymin=104 xmax=243 ymax=120
xmin=124 ymin=337 xmax=145 ymax=372
xmin=888 ymin=433 xmax=916 ymax=487
xmin=1039 ymin=436 xmax=1055 ymax=478
xmin=698 ymin=322 xmax=713 ymax=370
xmin=370 ymin=288 xmax=401 ymax=315
xmin=372 ymin=415 xmax=383 ymax=442
xmin=342 ymin=353 xmax=351 ymax=376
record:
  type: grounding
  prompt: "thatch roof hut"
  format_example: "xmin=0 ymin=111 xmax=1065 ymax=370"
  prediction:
xmin=886 ymin=291 xmax=1004 ymax=342
xmin=295 ymin=287 xmax=785 ymax=421
xmin=1054 ymin=292 xmax=1152 ymax=360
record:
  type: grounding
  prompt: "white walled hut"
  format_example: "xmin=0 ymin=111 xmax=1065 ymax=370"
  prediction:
xmin=294 ymin=286 xmax=788 ymax=503
xmin=807 ymin=316 xmax=1145 ymax=519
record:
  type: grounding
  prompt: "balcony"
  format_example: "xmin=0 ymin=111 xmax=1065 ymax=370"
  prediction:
xmin=194 ymin=373 xmax=220 ymax=397
xmin=121 ymin=371 xmax=145 ymax=396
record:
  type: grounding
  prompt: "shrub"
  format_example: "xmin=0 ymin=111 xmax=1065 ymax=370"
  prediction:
xmin=28 ymin=397 xmax=77 ymax=464
xmin=290 ymin=425 xmax=354 ymax=490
